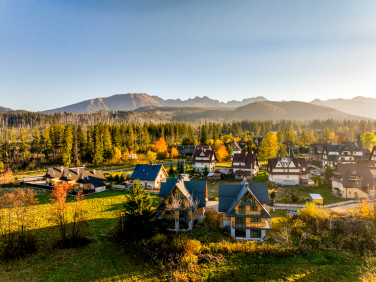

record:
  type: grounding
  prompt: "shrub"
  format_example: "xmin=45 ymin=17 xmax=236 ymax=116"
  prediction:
xmin=0 ymin=188 xmax=39 ymax=260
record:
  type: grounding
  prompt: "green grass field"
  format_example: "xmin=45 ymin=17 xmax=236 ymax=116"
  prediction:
xmin=0 ymin=187 xmax=374 ymax=281
xmin=272 ymin=185 xmax=350 ymax=205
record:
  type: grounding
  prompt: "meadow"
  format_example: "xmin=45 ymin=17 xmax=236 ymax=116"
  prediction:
xmin=0 ymin=187 xmax=375 ymax=281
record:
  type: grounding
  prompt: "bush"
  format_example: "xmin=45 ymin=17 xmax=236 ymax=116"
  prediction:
xmin=0 ymin=233 xmax=38 ymax=261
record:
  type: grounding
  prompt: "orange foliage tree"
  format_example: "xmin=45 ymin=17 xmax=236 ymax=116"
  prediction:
xmin=50 ymin=183 xmax=72 ymax=241
xmin=0 ymin=188 xmax=39 ymax=259
xmin=154 ymin=137 xmax=168 ymax=153
xmin=0 ymin=188 xmax=38 ymax=238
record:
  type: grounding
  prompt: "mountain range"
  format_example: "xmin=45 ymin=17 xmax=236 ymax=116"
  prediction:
xmin=134 ymin=101 xmax=363 ymax=122
xmin=43 ymin=93 xmax=268 ymax=113
xmin=0 ymin=93 xmax=375 ymax=121
xmin=310 ymin=96 xmax=376 ymax=119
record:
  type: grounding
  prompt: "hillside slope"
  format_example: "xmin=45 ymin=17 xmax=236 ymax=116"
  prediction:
xmin=162 ymin=101 xmax=366 ymax=121
xmin=311 ymin=96 xmax=376 ymax=119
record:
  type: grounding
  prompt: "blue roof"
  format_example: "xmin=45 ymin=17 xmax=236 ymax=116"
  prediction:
xmin=159 ymin=180 xmax=207 ymax=208
xmin=218 ymin=184 xmax=244 ymax=212
xmin=218 ymin=182 xmax=269 ymax=212
xmin=130 ymin=164 xmax=165 ymax=181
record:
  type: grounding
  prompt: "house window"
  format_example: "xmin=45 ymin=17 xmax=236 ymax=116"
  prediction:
xmin=251 ymin=218 xmax=261 ymax=223
xmin=238 ymin=205 xmax=246 ymax=214
xmin=243 ymin=193 xmax=254 ymax=203
xmin=251 ymin=206 xmax=258 ymax=211
xmin=235 ymin=228 xmax=246 ymax=238
xmin=250 ymin=229 xmax=261 ymax=238
xmin=235 ymin=217 xmax=246 ymax=226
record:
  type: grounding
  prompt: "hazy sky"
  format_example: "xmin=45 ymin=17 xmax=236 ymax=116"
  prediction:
xmin=1 ymin=0 xmax=376 ymax=111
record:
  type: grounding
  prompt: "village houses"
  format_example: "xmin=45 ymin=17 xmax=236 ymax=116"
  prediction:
xmin=44 ymin=166 xmax=107 ymax=192
xmin=192 ymin=145 xmax=217 ymax=172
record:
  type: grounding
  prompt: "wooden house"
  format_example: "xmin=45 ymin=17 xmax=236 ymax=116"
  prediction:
xmin=130 ymin=164 xmax=168 ymax=189
xmin=267 ymin=158 xmax=309 ymax=186
xmin=219 ymin=182 xmax=271 ymax=241
xmin=331 ymin=163 xmax=376 ymax=199
xmin=192 ymin=145 xmax=217 ymax=172
xmin=230 ymin=152 xmax=259 ymax=180
xmin=157 ymin=179 xmax=208 ymax=231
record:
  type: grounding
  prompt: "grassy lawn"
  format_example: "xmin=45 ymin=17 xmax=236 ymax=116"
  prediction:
xmin=272 ymin=185 xmax=350 ymax=205
xmin=0 ymin=187 xmax=373 ymax=281
xmin=0 ymin=187 xmax=161 ymax=281
xmin=252 ymin=169 xmax=268 ymax=182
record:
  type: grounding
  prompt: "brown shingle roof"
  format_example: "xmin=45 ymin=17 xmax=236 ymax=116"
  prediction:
xmin=333 ymin=163 xmax=376 ymax=188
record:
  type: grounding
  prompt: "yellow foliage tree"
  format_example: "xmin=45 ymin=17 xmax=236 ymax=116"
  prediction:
xmin=113 ymin=147 xmax=122 ymax=162
xmin=154 ymin=137 xmax=168 ymax=153
xmin=216 ymin=144 xmax=229 ymax=162
xmin=170 ymin=147 xmax=179 ymax=159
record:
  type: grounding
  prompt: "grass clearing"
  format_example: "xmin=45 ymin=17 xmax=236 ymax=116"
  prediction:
xmin=272 ymin=185 xmax=350 ymax=205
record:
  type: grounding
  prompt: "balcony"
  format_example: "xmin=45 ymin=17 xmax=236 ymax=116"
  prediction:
xmin=235 ymin=210 xmax=262 ymax=216
xmin=232 ymin=220 xmax=271 ymax=229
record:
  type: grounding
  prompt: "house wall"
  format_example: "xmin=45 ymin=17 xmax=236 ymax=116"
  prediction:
xmin=268 ymin=174 xmax=300 ymax=186
xmin=193 ymin=162 xmax=216 ymax=172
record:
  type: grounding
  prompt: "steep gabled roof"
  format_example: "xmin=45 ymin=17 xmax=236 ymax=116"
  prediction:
xmin=218 ymin=182 xmax=270 ymax=216
xmin=44 ymin=166 xmax=106 ymax=188
xmin=159 ymin=180 xmax=207 ymax=208
xmin=231 ymin=153 xmax=258 ymax=169
xmin=333 ymin=163 xmax=376 ymax=188
xmin=130 ymin=164 xmax=168 ymax=181
xmin=193 ymin=145 xmax=217 ymax=162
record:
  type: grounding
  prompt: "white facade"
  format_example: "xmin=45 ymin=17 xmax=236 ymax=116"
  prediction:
xmin=193 ymin=162 xmax=216 ymax=172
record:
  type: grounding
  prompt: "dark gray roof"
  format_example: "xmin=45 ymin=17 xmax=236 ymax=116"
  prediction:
xmin=159 ymin=180 xmax=207 ymax=208
xmin=218 ymin=184 xmax=244 ymax=212
xmin=218 ymin=182 xmax=269 ymax=213
xmin=130 ymin=164 xmax=166 ymax=181
xmin=159 ymin=181 xmax=177 ymax=198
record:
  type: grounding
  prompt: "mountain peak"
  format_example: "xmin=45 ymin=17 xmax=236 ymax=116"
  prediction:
xmin=45 ymin=93 xmax=268 ymax=113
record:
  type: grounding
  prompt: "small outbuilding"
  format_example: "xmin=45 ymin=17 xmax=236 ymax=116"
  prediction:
xmin=309 ymin=193 xmax=323 ymax=205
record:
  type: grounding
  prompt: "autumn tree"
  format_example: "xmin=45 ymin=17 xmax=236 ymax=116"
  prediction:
xmin=170 ymin=147 xmax=179 ymax=159
xmin=50 ymin=183 xmax=72 ymax=241
xmin=0 ymin=188 xmax=38 ymax=259
xmin=258 ymin=133 xmax=279 ymax=159
xmin=154 ymin=137 xmax=168 ymax=153
xmin=361 ymin=132 xmax=376 ymax=152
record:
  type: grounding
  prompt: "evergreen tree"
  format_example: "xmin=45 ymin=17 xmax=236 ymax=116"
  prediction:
xmin=118 ymin=180 xmax=155 ymax=241
xmin=62 ymin=125 xmax=73 ymax=166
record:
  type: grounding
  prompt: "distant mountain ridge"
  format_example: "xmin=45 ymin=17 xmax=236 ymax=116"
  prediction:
xmin=44 ymin=93 xmax=267 ymax=113
xmin=136 ymin=100 xmax=365 ymax=122
xmin=310 ymin=96 xmax=376 ymax=119
xmin=0 ymin=106 xmax=12 ymax=112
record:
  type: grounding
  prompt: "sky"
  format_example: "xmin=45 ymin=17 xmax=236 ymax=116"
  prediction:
xmin=1 ymin=0 xmax=376 ymax=111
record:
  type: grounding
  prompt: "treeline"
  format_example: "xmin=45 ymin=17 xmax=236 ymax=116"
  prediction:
xmin=0 ymin=111 xmax=376 ymax=170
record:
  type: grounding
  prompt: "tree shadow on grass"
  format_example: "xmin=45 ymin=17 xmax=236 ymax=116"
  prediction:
xmin=204 ymin=252 xmax=363 ymax=281
xmin=0 ymin=217 xmax=162 ymax=282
